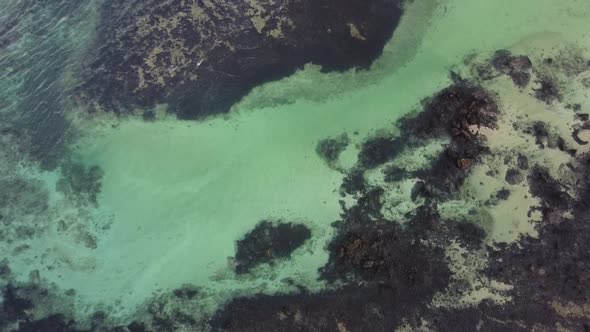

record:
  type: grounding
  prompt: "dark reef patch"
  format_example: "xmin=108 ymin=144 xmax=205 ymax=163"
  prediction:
xmin=495 ymin=188 xmax=511 ymax=200
xmin=347 ymin=82 xmax=499 ymax=202
xmin=340 ymin=168 xmax=367 ymax=196
xmin=523 ymin=120 xmax=573 ymax=154
xmin=481 ymin=154 xmax=590 ymax=330
xmin=399 ymin=83 xmax=498 ymax=199
xmin=210 ymin=82 xmax=503 ymax=331
xmin=491 ymin=50 xmax=533 ymax=88
xmin=322 ymin=216 xmax=451 ymax=288
xmin=504 ymin=168 xmax=523 ymax=185
xmin=16 ymin=314 xmax=75 ymax=332
xmin=357 ymin=136 xmax=403 ymax=169
xmin=213 ymin=206 xmax=455 ymax=331
xmin=382 ymin=165 xmax=407 ymax=182
xmin=534 ymin=76 xmax=562 ymax=104
xmin=315 ymin=134 xmax=349 ymax=165
xmin=5 ymin=57 xmax=590 ymax=329
xmin=83 ymin=0 xmax=404 ymax=119
xmin=56 ymin=161 xmax=104 ymax=207
xmin=527 ymin=165 xmax=572 ymax=222
xmin=235 ymin=220 xmax=312 ymax=274
xmin=572 ymin=121 xmax=590 ymax=145
xmin=0 ymin=177 xmax=51 ymax=243
xmin=517 ymin=153 xmax=529 ymax=170
xmin=401 ymin=82 xmax=499 ymax=139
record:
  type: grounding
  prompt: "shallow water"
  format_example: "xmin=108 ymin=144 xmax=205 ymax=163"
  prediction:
xmin=1 ymin=0 xmax=590 ymax=329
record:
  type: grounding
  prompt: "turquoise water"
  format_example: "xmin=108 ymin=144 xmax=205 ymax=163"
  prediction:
xmin=1 ymin=0 xmax=590 ymax=329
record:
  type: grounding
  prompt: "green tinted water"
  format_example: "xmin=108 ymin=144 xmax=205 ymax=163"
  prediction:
xmin=3 ymin=0 xmax=590 ymax=322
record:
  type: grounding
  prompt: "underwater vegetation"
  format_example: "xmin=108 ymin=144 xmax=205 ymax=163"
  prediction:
xmin=1 ymin=0 xmax=590 ymax=331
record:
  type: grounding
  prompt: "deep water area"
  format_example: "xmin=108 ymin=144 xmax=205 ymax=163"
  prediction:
xmin=1 ymin=0 xmax=590 ymax=331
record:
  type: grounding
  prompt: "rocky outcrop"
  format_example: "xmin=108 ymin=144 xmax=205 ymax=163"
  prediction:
xmin=82 ymin=0 xmax=404 ymax=119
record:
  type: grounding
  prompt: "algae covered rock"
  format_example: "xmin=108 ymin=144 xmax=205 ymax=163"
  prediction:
xmin=235 ymin=220 xmax=311 ymax=274
xmin=83 ymin=0 xmax=404 ymax=118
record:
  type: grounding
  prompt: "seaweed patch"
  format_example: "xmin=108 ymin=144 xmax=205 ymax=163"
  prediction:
xmin=315 ymin=133 xmax=349 ymax=167
xmin=82 ymin=0 xmax=404 ymax=119
xmin=491 ymin=49 xmax=533 ymax=88
xmin=234 ymin=220 xmax=312 ymax=274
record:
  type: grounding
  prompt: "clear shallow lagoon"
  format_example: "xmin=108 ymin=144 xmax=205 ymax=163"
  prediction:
xmin=1 ymin=0 xmax=590 ymax=330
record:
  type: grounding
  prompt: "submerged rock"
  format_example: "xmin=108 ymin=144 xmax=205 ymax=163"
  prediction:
xmin=403 ymin=82 xmax=499 ymax=139
xmin=534 ymin=77 xmax=561 ymax=104
xmin=56 ymin=162 xmax=104 ymax=207
xmin=235 ymin=220 xmax=311 ymax=274
xmin=504 ymin=168 xmax=523 ymax=185
xmin=517 ymin=153 xmax=529 ymax=170
xmin=83 ymin=0 xmax=404 ymax=118
xmin=213 ymin=206 xmax=453 ymax=331
xmin=357 ymin=136 xmax=403 ymax=169
xmin=491 ymin=49 xmax=533 ymax=88
xmin=315 ymin=133 xmax=349 ymax=165
xmin=16 ymin=314 xmax=75 ymax=332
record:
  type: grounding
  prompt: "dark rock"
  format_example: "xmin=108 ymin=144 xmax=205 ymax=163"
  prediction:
xmin=572 ymin=123 xmax=590 ymax=145
xmin=341 ymin=188 xmax=385 ymax=224
xmin=527 ymin=165 xmax=572 ymax=222
xmin=235 ymin=220 xmax=311 ymax=274
xmin=517 ymin=153 xmax=529 ymax=170
xmin=340 ymin=168 xmax=366 ymax=195
xmin=534 ymin=77 xmax=561 ymax=104
xmin=172 ymin=285 xmax=199 ymax=300
xmin=127 ymin=321 xmax=149 ymax=332
xmin=357 ymin=136 xmax=403 ymax=169
xmin=142 ymin=110 xmax=156 ymax=122
xmin=0 ymin=259 xmax=11 ymax=279
xmin=491 ymin=50 xmax=533 ymax=88
xmin=524 ymin=121 xmax=549 ymax=148
xmin=212 ymin=208 xmax=452 ymax=332
xmin=382 ymin=165 xmax=407 ymax=182
xmin=83 ymin=0 xmax=404 ymax=119
xmin=56 ymin=162 xmax=104 ymax=207
xmin=0 ymin=285 xmax=34 ymax=326
xmin=505 ymin=168 xmax=523 ymax=185
xmin=16 ymin=314 xmax=76 ymax=332
xmin=327 ymin=204 xmax=452 ymax=287
xmin=415 ymin=138 xmax=489 ymax=199
xmin=398 ymin=83 xmax=498 ymax=201
xmin=315 ymin=133 xmax=349 ymax=165
xmin=491 ymin=50 xmax=533 ymax=73
xmin=403 ymin=83 xmax=499 ymax=139
xmin=454 ymin=221 xmax=486 ymax=248
xmin=566 ymin=103 xmax=582 ymax=112
xmin=411 ymin=180 xmax=429 ymax=201
xmin=496 ymin=188 xmax=511 ymax=200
